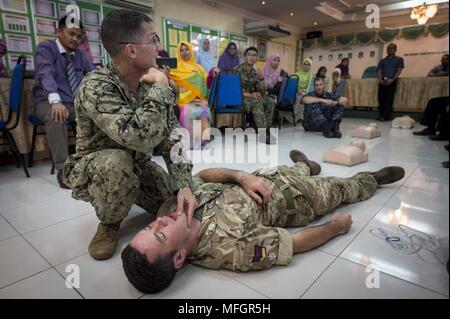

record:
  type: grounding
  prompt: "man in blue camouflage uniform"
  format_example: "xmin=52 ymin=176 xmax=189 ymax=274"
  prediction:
xmin=301 ymin=77 xmax=348 ymax=138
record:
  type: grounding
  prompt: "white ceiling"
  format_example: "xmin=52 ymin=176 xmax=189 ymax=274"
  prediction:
xmin=216 ymin=0 xmax=449 ymax=30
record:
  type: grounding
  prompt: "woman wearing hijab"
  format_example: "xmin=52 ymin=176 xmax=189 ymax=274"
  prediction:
xmin=0 ymin=39 xmax=8 ymax=78
xmin=170 ymin=41 xmax=210 ymax=149
xmin=196 ymin=38 xmax=214 ymax=73
xmin=327 ymin=68 xmax=346 ymax=97
xmin=263 ymin=53 xmax=288 ymax=97
xmin=336 ymin=57 xmax=351 ymax=79
xmin=217 ymin=42 xmax=239 ymax=71
xmin=295 ymin=58 xmax=313 ymax=94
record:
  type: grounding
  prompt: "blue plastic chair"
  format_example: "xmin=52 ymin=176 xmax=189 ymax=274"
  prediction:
xmin=0 ymin=56 xmax=30 ymax=177
xmin=209 ymin=70 xmax=246 ymax=130
xmin=276 ymin=74 xmax=299 ymax=129
xmin=27 ymin=114 xmax=77 ymax=175
xmin=362 ymin=66 xmax=378 ymax=79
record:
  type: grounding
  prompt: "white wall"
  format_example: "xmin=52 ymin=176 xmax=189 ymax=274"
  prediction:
xmin=394 ymin=34 xmax=449 ymax=77
xmin=303 ymin=42 xmax=384 ymax=79
xmin=302 ymin=34 xmax=449 ymax=78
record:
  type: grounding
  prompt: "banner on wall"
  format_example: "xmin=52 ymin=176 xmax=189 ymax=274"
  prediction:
xmin=302 ymin=23 xmax=449 ymax=50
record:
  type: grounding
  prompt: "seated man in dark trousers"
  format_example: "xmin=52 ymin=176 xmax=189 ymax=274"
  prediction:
xmin=235 ymin=47 xmax=276 ymax=144
xmin=413 ymin=96 xmax=449 ymax=141
xmin=300 ymin=77 xmax=348 ymax=138
xmin=33 ymin=16 xmax=95 ymax=186
xmin=121 ymin=150 xmax=405 ymax=293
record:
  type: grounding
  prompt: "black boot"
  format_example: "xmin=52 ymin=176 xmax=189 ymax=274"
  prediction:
xmin=265 ymin=127 xmax=277 ymax=145
xmin=331 ymin=120 xmax=342 ymax=138
xmin=322 ymin=124 xmax=333 ymax=138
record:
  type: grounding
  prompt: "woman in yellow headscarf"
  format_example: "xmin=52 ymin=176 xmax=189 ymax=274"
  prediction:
xmin=170 ymin=41 xmax=211 ymax=149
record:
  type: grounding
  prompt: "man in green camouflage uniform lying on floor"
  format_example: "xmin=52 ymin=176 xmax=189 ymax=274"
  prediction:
xmin=121 ymin=150 xmax=405 ymax=293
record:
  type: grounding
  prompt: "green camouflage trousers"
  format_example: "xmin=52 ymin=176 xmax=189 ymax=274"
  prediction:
xmin=64 ymin=149 xmax=172 ymax=224
xmin=244 ymin=95 xmax=275 ymax=128
xmin=188 ymin=162 xmax=378 ymax=271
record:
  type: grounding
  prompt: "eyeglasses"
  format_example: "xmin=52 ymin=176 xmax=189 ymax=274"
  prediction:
xmin=120 ymin=35 xmax=159 ymax=46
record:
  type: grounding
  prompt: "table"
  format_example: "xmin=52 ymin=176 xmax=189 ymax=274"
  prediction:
xmin=344 ymin=77 xmax=449 ymax=111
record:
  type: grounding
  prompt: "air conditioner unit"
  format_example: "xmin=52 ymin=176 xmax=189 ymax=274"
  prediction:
xmin=244 ymin=21 xmax=291 ymax=39
xmin=104 ymin=0 xmax=154 ymax=13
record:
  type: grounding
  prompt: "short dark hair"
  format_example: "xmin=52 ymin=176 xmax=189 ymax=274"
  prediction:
xmin=100 ymin=9 xmax=153 ymax=58
xmin=244 ymin=47 xmax=258 ymax=56
xmin=121 ymin=244 xmax=177 ymax=293
xmin=314 ymin=76 xmax=325 ymax=84
xmin=58 ymin=15 xmax=84 ymax=30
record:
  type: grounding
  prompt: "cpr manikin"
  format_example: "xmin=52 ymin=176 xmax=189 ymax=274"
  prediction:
xmin=323 ymin=141 xmax=369 ymax=166
xmin=351 ymin=123 xmax=381 ymax=139
xmin=391 ymin=115 xmax=415 ymax=129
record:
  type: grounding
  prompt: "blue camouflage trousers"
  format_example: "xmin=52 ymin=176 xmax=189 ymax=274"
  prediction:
xmin=302 ymin=103 xmax=344 ymax=131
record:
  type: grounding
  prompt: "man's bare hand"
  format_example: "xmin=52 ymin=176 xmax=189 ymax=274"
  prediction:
xmin=141 ymin=67 xmax=169 ymax=88
xmin=330 ymin=212 xmax=352 ymax=235
xmin=237 ymin=173 xmax=272 ymax=204
xmin=51 ymin=102 xmax=69 ymax=124
xmin=175 ymin=187 xmax=198 ymax=227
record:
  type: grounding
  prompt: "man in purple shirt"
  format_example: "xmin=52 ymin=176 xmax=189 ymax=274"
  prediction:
xmin=33 ymin=15 xmax=95 ymax=186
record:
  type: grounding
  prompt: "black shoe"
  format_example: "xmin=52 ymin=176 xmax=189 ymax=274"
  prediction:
xmin=369 ymin=166 xmax=405 ymax=185
xmin=57 ymin=169 xmax=70 ymax=189
xmin=331 ymin=120 xmax=342 ymax=138
xmin=442 ymin=161 xmax=449 ymax=168
xmin=445 ymin=145 xmax=449 ymax=152
xmin=322 ymin=125 xmax=334 ymax=138
xmin=413 ymin=127 xmax=435 ymax=136
xmin=429 ymin=134 xmax=449 ymax=141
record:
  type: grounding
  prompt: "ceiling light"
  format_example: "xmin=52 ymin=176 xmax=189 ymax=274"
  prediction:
xmin=261 ymin=1 xmax=266 ymax=5
xmin=313 ymin=22 xmax=318 ymax=26
xmin=289 ymin=12 xmax=294 ymax=16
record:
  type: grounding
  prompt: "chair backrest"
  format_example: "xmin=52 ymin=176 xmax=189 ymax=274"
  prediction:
xmin=277 ymin=74 xmax=299 ymax=109
xmin=3 ymin=56 xmax=26 ymax=129
xmin=209 ymin=70 xmax=244 ymax=113
xmin=9 ymin=56 xmax=27 ymax=114
xmin=362 ymin=66 xmax=378 ymax=79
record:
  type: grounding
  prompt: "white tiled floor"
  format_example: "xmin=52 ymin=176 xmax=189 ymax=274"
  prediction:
xmin=0 ymin=118 xmax=448 ymax=299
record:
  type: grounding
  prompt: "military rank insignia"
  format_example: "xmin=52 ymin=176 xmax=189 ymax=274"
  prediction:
xmin=252 ymin=245 xmax=268 ymax=262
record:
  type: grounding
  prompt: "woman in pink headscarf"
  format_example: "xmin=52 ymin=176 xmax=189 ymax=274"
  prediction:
xmin=262 ymin=54 xmax=288 ymax=97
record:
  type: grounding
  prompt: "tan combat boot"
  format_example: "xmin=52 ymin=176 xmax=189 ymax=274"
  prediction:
xmin=88 ymin=221 xmax=121 ymax=260
xmin=289 ymin=150 xmax=322 ymax=176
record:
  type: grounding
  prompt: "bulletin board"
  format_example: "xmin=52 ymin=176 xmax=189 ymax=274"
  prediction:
xmin=164 ymin=19 xmax=190 ymax=58
xmin=0 ymin=0 xmax=119 ymax=71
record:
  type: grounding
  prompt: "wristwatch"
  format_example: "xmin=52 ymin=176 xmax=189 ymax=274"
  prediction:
xmin=51 ymin=100 xmax=62 ymax=105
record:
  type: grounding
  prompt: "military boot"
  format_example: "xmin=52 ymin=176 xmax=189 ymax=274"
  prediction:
xmin=331 ymin=120 xmax=342 ymax=138
xmin=289 ymin=150 xmax=321 ymax=175
xmin=88 ymin=221 xmax=121 ymax=260
xmin=322 ymin=124 xmax=334 ymax=138
xmin=369 ymin=166 xmax=405 ymax=185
